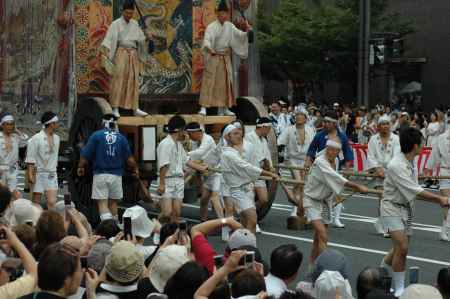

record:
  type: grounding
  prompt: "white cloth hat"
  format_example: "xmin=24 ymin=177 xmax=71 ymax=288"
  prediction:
xmin=12 ymin=198 xmax=42 ymax=226
xmin=123 ymin=205 xmax=155 ymax=239
xmin=149 ymin=245 xmax=190 ymax=292
xmin=313 ymin=270 xmax=353 ymax=299
xmin=228 ymin=228 xmax=257 ymax=250
xmin=399 ymin=284 xmax=443 ymax=299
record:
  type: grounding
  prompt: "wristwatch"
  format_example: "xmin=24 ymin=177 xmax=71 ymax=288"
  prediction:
xmin=221 ymin=218 xmax=227 ymax=226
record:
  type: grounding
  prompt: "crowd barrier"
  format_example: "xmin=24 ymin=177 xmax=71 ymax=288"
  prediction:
xmin=351 ymin=144 xmax=438 ymax=175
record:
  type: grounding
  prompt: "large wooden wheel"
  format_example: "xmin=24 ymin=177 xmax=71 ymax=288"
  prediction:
xmin=233 ymin=97 xmax=278 ymax=221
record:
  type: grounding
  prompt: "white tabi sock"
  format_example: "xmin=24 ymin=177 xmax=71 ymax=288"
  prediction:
xmin=393 ymin=271 xmax=405 ymax=297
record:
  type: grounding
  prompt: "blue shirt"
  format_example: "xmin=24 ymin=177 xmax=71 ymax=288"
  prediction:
xmin=81 ymin=129 xmax=132 ymax=176
xmin=306 ymin=129 xmax=354 ymax=165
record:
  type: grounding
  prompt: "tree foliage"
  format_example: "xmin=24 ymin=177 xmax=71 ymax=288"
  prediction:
xmin=257 ymin=0 xmax=415 ymax=96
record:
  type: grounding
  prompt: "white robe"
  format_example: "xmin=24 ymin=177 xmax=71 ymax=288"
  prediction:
xmin=367 ymin=133 xmax=401 ymax=170
xmin=244 ymin=130 xmax=272 ymax=167
xmin=202 ymin=20 xmax=249 ymax=59
xmin=101 ymin=17 xmax=146 ymax=61
xmin=278 ymin=125 xmax=315 ymax=164
xmin=220 ymin=146 xmax=261 ymax=190
xmin=426 ymin=130 xmax=450 ymax=176
xmin=188 ymin=133 xmax=217 ymax=162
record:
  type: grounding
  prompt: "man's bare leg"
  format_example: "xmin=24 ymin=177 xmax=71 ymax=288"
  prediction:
xmin=98 ymin=199 xmax=113 ymax=221
xmin=389 ymin=230 xmax=409 ymax=296
xmin=210 ymin=192 xmax=224 ymax=218
xmin=160 ymin=198 xmax=173 ymax=221
xmin=255 ymin=187 xmax=268 ymax=211
xmin=240 ymin=208 xmax=257 ymax=233
xmin=108 ymin=199 xmax=119 ymax=220
xmin=310 ymin=220 xmax=328 ymax=264
xmin=172 ymin=200 xmax=182 ymax=223
xmin=199 ymin=188 xmax=211 ymax=221
xmin=45 ymin=189 xmax=58 ymax=210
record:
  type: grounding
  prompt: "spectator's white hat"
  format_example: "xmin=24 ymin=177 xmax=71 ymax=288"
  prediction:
xmin=149 ymin=245 xmax=190 ymax=292
xmin=123 ymin=205 xmax=155 ymax=238
xmin=399 ymin=284 xmax=443 ymax=299
xmin=12 ymin=198 xmax=42 ymax=226
xmin=314 ymin=270 xmax=353 ymax=299
xmin=228 ymin=228 xmax=257 ymax=250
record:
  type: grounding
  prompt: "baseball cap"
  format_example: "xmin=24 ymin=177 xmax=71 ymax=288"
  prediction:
xmin=149 ymin=245 xmax=190 ymax=292
xmin=105 ymin=241 xmax=144 ymax=284
xmin=314 ymin=270 xmax=353 ymax=299
xmin=227 ymin=229 xmax=257 ymax=250
xmin=122 ymin=205 xmax=155 ymax=239
xmin=12 ymin=198 xmax=42 ymax=225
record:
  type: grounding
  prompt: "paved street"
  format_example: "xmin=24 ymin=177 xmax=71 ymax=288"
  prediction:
xmin=15 ymin=171 xmax=450 ymax=293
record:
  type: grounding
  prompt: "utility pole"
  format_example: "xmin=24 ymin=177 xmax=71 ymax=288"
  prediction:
xmin=357 ymin=0 xmax=370 ymax=107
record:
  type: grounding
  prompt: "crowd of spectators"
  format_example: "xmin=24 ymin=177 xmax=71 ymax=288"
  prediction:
xmin=0 ymin=182 xmax=449 ymax=299
xmin=267 ymin=100 xmax=449 ymax=147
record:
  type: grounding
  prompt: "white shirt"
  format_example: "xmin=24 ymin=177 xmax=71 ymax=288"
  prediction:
xmin=157 ymin=135 xmax=188 ymax=177
xmin=426 ymin=130 xmax=450 ymax=173
xmin=25 ymin=130 xmax=60 ymax=172
xmin=278 ymin=125 xmax=315 ymax=162
xmin=303 ymin=153 xmax=348 ymax=204
xmin=0 ymin=132 xmax=28 ymax=168
xmin=245 ymin=130 xmax=272 ymax=167
xmin=269 ymin=113 xmax=290 ymax=136
xmin=381 ymin=153 xmax=424 ymax=217
xmin=202 ymin=20 xmax=248 ymax=59
xmin=188 ymin=133 xmax=216 ymax=161
xmin=426 ymin=122 xmax=441 ymax=146
xmin=101 ymin=16 xmax=146 ymax=60
xmin=220 ymin=146 xmax=262 ymax=190
xmin=265 ymin=273 xmax=288 ymax=299
xmin=367 ymin=133 xmax=401 ymax=170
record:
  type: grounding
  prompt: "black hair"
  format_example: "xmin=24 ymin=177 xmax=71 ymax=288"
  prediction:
xmin=209 ymin=280 xmax=231 ymax=299
xmin=231 ymin=268 xmax=266 ymax=298
xmin=95 ymin=219 xmax=120 ymax=240
xmin=37 ymin=243 xmax=80 ymax=291
xmin=438 ymin=267 xmax=450 ymax=299
xmin=399 ymin=127 xmax=422 ymax=154
xmin=168 ymin=115 xmax=186 ymax=133
xmin=41 ymin=111 xmax=57 ymax=128
xmin=270 ymin=244 xmax=303 ymax=280
xmin=365 ymin=289 xmax=395 ymax=299
xmin=324 ymin=110 xmax=339 ymax=121
xmin=164 ymin=261 xmax=209 ymax=299
xmin=217 ymin=0 xmax=229 ymax=12
xmin=356 ymin=267 xmax=383 ymax=299
xmin=279 ymin=290 xmax=315 ymax=299
xmin=122 ymin=0 xmax=135 ymax=10
xmin=145 ymin=222 xmax=179 ymax=267
xmin=0 ymin=184 xmax=12 ymax=215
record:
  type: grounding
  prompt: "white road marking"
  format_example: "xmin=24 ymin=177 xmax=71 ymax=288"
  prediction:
xmin=261 ymin=231 xmax=450 ymax=266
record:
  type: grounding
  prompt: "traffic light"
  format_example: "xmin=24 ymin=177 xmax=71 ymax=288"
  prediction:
xmin=370 ymin=40 xmax=385 ymax=65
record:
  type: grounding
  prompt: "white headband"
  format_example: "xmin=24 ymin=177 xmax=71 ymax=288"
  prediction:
xmin=326 ymin=139 xmax=342 ymax=150
xmin=295 ymin=107 xmax=309 ymax=118
xmin=223 ymin=124 xmax=238 ymax=136
xmin=0 ymin=115 xmax=14 ymax=125
xmin=256 ymin=123 xmax=272 ymax=128
xmin=232 ymin=122 xmax=242 ymax=129
xmin=324 ymin=116 xmax=338 ymax=123
xmin=44 ymin=116 xmax=59 ymax=125
xmin=378 ymin=115 xmax=391 ymax=124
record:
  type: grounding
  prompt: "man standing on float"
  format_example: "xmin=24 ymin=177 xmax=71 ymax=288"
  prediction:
xmin=198 ymin=0 xmax=252 ymax=116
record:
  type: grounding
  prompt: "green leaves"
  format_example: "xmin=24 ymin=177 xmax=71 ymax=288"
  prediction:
xmin=257 ymin=0 xmax=414 ymax=87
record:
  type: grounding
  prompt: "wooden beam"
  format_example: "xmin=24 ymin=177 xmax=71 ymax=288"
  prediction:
xmin=118 ymin=115 xmax=236 ymax=126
